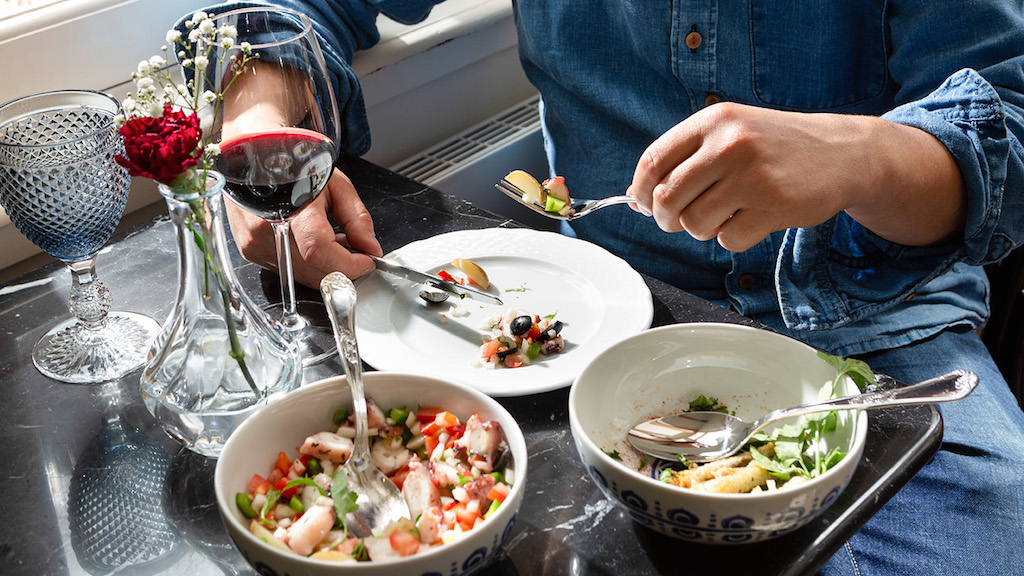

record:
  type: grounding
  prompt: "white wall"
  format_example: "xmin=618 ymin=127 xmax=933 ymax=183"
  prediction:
xmin=0 ymin=0 xmax=537 ymax=281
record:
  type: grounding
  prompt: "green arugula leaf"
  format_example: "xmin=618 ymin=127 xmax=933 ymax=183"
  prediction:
xmin=282 ymin=477 xmax=326 ymax=496
xmin=259 ymin=487 xmax=280 ymax=527
xmin=331 ymin=471 xmax=360 ymax=539
xmin=688 ymin=395 xmax=729 ymax=413
xmin=817 ymin=351 xmax=877 ymax=393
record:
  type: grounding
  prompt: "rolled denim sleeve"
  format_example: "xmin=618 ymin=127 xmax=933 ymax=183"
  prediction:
xmin=776 ymin=1 xmax=1024 ymax=332
xmin=198 ymin=0 xmax=443 ymax=155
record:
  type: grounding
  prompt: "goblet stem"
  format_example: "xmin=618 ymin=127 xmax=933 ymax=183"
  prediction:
xmin=67 ymin=256 xmax=111 ymax=329
xmin=271 ymin=219 xmax=302 ymax=331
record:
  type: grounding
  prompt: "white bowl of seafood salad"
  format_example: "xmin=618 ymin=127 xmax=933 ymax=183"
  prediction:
xmin=569 ymin=323 xmax=868 ymax=544
xmin=215 ymin=372 xmax=527 ymax=575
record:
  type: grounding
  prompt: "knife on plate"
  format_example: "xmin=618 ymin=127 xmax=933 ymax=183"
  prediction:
xmin=366 ymin=254 xmax=503 ymax=306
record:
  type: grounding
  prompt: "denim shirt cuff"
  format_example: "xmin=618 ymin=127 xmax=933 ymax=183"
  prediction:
xmin=776 ymin=68 xmax=1012 ymax=332
xmin=324 ymin=52 xmax=372 ymax=156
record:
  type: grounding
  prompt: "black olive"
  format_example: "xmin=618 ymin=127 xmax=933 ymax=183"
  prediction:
xmin=509 ymin=315 xmax=533 ymax=336
xmin=496 ymin=346 xmax=519 ymax=360
xmin=535 ymin=320 xmax=563 ymax=342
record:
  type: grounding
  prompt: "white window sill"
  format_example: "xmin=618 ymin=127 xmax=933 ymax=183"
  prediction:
xmin=0 ymin=0 xmax=525 ymax=279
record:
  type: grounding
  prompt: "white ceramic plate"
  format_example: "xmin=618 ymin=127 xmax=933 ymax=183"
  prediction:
xmin=354 ymin=228 xmax=654 ymax=397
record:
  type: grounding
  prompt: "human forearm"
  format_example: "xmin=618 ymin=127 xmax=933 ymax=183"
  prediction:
xmin=841 ymin=115 xmax=967 ymax=247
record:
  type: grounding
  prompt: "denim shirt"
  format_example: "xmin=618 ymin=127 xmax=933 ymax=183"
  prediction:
xmin=207 ymin=0 xmax=1024 ymax=357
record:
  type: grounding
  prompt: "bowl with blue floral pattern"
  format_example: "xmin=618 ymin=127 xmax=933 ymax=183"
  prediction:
xmin=568 ymin=323 xmax=867 ymax=544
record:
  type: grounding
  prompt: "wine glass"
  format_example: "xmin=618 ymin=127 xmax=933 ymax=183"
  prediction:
xmin=204 ymin=7 xmax=340 ymax=366
xmin=0 ymin=89 xmax=161 ymax=384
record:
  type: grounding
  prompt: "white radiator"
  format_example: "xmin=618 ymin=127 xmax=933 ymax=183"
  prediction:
xmin=390 ymin=96 xmax=557 ymax=231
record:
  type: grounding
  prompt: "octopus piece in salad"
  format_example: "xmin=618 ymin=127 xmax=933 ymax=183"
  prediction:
xmin=478 ymin=309 xmax=565 ymax=368
xmin=234 ymin=400 xmax=513 ymax=563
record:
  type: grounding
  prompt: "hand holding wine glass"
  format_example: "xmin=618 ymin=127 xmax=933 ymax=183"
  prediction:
xmin=204 ymin=7 xmax=343 ymax=366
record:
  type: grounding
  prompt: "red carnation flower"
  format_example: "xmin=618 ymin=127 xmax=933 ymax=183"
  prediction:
xmin=116 ymin=106 xmax=202 ymax=186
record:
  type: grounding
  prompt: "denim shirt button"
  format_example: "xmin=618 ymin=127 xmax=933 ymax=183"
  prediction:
xmin=738 ymin=273 xmax=755 ymax=289
xmin=704 ymin=93 xmax=721 ymax=106
xmin=685 ymin=30 xmax=703 ymax=50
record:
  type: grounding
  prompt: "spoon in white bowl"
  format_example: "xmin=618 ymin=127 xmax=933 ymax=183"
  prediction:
xmin=321 ymin=272 xmax=411 ymax=537
xmin=628 ymin=370 xmax=978 ymax=463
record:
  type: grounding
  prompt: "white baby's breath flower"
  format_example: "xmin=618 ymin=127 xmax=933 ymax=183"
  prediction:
xmin=218 ymin=25 xmax=237 ymax=39
xmin=204 ymin=143 xmax=221 ymax=156
xmin=202 ymin=90 xmax=217 ymax=105
xmin=193 ymin=55 xmax=209 ymax=71
xmin=180 ymin=58 xmax=193 ymax=68
xmin=188 ymin=29 xmax=201 ymax=43
xmin=166 ymin=29 xmax=182 ymax=44
xmin=198 ymin=18 xmax=215 ymax=35
xmin=136 ymin=77 xmax=154 ymax=91
xmin=190 ymin=11 xmax=208 ymax=25
xmin=148 ymin=55 xmax=166 ymax=69
xmin=136 ymin=60 xmax=152 ymax=76
xmin=147 ymin=101 xmax=163 ymax=117
xmin=240 ymin=41 xmax=252 ymax=54
xmin=221 ymin=37 xmax=235 ymax=49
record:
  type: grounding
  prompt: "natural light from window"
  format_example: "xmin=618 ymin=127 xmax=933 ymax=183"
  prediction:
xmin=0 ymin=0 xmax=68 ymax=18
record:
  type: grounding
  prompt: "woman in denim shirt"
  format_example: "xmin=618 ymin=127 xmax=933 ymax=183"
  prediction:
xmin=209 ymin=1 xmax=1024 ymax=572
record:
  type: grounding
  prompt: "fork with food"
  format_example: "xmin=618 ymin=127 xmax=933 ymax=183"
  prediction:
xmin=496 ymin=170 xmax=635 ymax=221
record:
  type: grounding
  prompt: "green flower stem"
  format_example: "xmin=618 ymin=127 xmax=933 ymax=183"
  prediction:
xmin=185 ymin=196 xmax=262 ymax=399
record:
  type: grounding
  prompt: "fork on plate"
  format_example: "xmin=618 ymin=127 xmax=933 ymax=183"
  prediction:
xmin=495 ymin=178 xmax=635 ymax=221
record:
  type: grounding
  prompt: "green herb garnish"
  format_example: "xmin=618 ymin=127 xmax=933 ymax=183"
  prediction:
xmin=331 ymin=472 xmax=360 ymax=539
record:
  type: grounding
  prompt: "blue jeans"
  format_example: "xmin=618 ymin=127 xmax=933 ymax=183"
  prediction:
xmin=820 ymin=328 xmax=1024 ymax=575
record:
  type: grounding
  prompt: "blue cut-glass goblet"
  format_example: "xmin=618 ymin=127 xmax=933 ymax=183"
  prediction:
xmin=0 ymin=90 xmax=160 ymax=383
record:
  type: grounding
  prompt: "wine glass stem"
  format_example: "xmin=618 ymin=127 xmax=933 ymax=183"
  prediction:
xmin=271 ymin=219 xmax=302 ymax=331
xmin=67 ymin=256 xmax=110 ymax=329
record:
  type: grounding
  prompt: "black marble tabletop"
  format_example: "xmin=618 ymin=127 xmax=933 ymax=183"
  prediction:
xmin=0 ymin=156 xmax=941 ymax=575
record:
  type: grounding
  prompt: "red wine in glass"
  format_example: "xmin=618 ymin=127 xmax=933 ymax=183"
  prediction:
xmin=216 ymin=128 xmax=335 ymax=221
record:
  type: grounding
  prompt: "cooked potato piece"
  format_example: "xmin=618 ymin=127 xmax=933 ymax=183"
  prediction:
xmin=694 ymin=462 xmax=773 ymax=493
xmin=452 ymin=258 xmax=490 ymax=290
xmin=665 ymin=443 xmax=776 ymax=493
xmin=505 ymin=170 xmax=546 ymax=206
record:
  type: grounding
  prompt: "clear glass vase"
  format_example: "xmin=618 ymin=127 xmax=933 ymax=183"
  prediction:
xmin=141 ymin=171 xmax=302 ymax=457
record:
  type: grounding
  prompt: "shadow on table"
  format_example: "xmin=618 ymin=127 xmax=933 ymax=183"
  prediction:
xmin=164 ymin=449 xmax=251 ymax=575
xmin=68 ymin=382 xmax=184 ymax=575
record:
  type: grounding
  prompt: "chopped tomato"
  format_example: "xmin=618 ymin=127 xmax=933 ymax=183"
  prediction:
xmin=247 ymin=473 xmax=268 ymax=494
xmin=446 ymin=425 xmax=466 ymax=444
xmin=434 ymin=411 xmax=460 ymax=428
xmin=480 ymin=339 xmax=501 ymax=360
xmin=451 ymin=503 xmax=481 ymax=531
xmin=389 ymin=530 xmax=421 ymax=556
xmin=424 ymin=435 xmax=440 ymax=454
xmin=526 ymin=324 xmax=542 ymax=340
xmin=335 ymin=537 xmax=360 ymax=555
xmin=267 ymin=468 xmax=284 ymax=485
xmin=437 ymin=270 xmax=456 ymax=283
xmin=487 ymin=482 xmax=510 ymax=503
xmin=416 ymin=406 xmax=443 ymax=424
xmin=275 ymin=451 xmax=292 ymax=476
xmin=421 ymin=420 xmax=442 ymax=437
xmin=274 ymin=477 xmax=299 ymax=500
xmin=390 ymin=466 xmax=411 ymax=491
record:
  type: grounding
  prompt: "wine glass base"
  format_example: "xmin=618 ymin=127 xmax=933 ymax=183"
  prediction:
xmin=32 ymin=311 xmax=161 ymax=384
xmin=264 ymin=300 xmax=337 ymax=367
